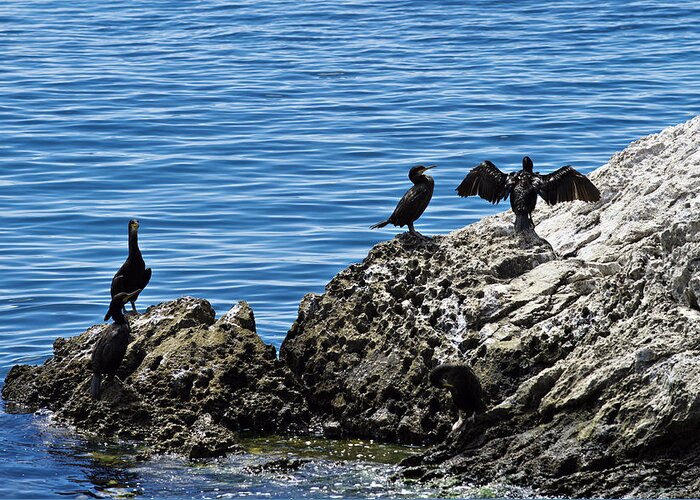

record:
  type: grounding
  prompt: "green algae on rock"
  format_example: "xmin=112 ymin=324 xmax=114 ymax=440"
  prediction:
xmin=3 ymin=297 xmax=310 ymax=459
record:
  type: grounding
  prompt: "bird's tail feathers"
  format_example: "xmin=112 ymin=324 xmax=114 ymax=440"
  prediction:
xmin=370 ymin=220 xmax=390 ymax=230
xmin=90 ymin=373 xmax=101 ymax=400
xmin=514 ymin=214 xmax=534 ymax=232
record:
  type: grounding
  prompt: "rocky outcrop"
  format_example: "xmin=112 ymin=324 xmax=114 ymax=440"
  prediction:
xmin=2 ymin=298 xmax=309 ymax=459
xmin=281 ymin=228 xmax=556 ymax=443
xmin=3 ymin=115 xmax=699 ymax=496
xmin=281 ymin=116 xmax=700 ymax=497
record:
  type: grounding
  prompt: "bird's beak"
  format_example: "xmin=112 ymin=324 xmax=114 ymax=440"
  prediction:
xmin=424 ymin=165 xmax=437 ymax=170
xmin=122 ymin=289 xmax=142 ymax=303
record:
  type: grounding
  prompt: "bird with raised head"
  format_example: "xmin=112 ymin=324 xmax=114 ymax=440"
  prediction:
xmin=90 ymin=289 xmax=141 ymax=400
xmin=111 ymin=219 xmax=151 ymax=313
xmin=456 ymin=156 xmax=600 ymax=233
xmin=430 ymin=363 xmax=486 ymax=431
xmin=370 ymin=165 xmax=436 ymax=240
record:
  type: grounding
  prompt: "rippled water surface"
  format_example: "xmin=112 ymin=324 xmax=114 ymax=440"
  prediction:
xmin=1 ymin=0 xmax=700 ymax=497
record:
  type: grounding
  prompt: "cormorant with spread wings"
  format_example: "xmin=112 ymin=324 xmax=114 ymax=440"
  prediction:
xmin=456 ymin=156 xmax=600 ymax=232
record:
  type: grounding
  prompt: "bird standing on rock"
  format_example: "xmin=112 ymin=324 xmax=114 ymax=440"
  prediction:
xmin=456 ymin=156 xmax=600 ymax=232
xmin=430 ymin=363 xmax=486 ymax=431
xmin=111 ymin=219 xmax=151 ymax=313
xmin=370 ymin=165 xmax=436 ymax=240
xmin=90 ymin=290 xmax=141 ymax=400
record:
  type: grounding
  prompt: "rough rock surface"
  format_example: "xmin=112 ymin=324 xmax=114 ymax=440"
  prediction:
xmin=3 ymin=298 xmax=309 ymax=459
xmin=282 ymin=116 xmax=700 ymax=497
xmin=281 ymin=227 xmax=556 ymax=443
xmin=3 ymin=115 xmax=700 ymax=496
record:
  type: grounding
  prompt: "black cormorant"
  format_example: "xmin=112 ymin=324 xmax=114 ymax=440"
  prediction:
xmin=90 ymin=289 xmax=141 ymax=400
xmin=370 ymin=165 xmax=436 ymax=240
xmin=111 ymin=219 xmax=151 ymax=312
xmin=456 ymin=157 xmax=601 ymax=232
xmin=430 ymin=363 xmax=486 ymax=431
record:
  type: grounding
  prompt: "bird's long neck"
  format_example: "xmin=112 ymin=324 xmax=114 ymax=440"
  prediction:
xmin=128 ymin=228 xmax=141 ymax=257
xmin=112 ymin=308 xmax=128 ymax=326
xmin=410 ymin=172 xmax=433 ymax=186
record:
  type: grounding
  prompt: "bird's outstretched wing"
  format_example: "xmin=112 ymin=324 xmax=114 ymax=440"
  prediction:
xmin=537 ymin=166 xmax=601 ymax=206
xmin=456 ymin=160 xmax=509 ymax=204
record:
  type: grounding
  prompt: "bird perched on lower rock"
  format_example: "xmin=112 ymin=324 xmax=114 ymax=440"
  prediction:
xmin=90 ymin=289 xmax=141 ymax=400
xmin=371 ymin=165 xmax=436 ymax=240
xmin=111 ymin=219 xmax=151 ymax=313
xmin=430 ymin=363 xmax=486 ymax=431
xmin=456 ymin=156 xmax=600 ymax=232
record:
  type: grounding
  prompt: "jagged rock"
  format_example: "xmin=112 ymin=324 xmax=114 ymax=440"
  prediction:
xmin=282 ymin=116 xmax=700 ymax=497
xmin=281 ymin=222 xmax=557 ymax=444
xmin=4 ymin=114 xmax=700 ymax=496
xmin=2 ymin=297 xmax=310 ymax=458
xmin=244 ymin=457 xmax=312 ymax=475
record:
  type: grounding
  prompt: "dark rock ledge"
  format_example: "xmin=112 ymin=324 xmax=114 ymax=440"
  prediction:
xmin=4 ymin=116 xmax=700 ymax=497
xmin=2 ymin=299 xmax=310 ymax=459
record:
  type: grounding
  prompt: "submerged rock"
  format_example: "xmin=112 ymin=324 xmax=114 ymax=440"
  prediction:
xmin=281 ymin=116 xmax=700 ymax=497
xmin=244 ymin=457 xmax=312 ymax=475
xmin=3 ymin=298 xmax=309 ymax=459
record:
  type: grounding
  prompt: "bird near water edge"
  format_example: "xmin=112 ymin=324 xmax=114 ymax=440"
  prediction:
xmin=370 ymin=165 xmax=436 ymax=241
xmin=111 ymin=219 xmax=151 ymax=313
xmin=430 ymin=363 xmax=486 ymax=431
xmin=90 ymin=289 xmax=141 ymax=400
xmin=456 ymin=156 xmax=601 ymax=233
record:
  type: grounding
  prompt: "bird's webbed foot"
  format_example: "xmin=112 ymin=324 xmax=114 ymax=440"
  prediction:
xmin=409 ymin=230 xmax=432 ymax=242
xmin=517 ymin=227 xmax=556 ymax=252
xmin=406 ymin=222 xmax=432 ymax=242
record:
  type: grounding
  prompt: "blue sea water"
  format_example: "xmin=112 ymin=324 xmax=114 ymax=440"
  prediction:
xmin=1 ymin=0 xmax=700 ymax=497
